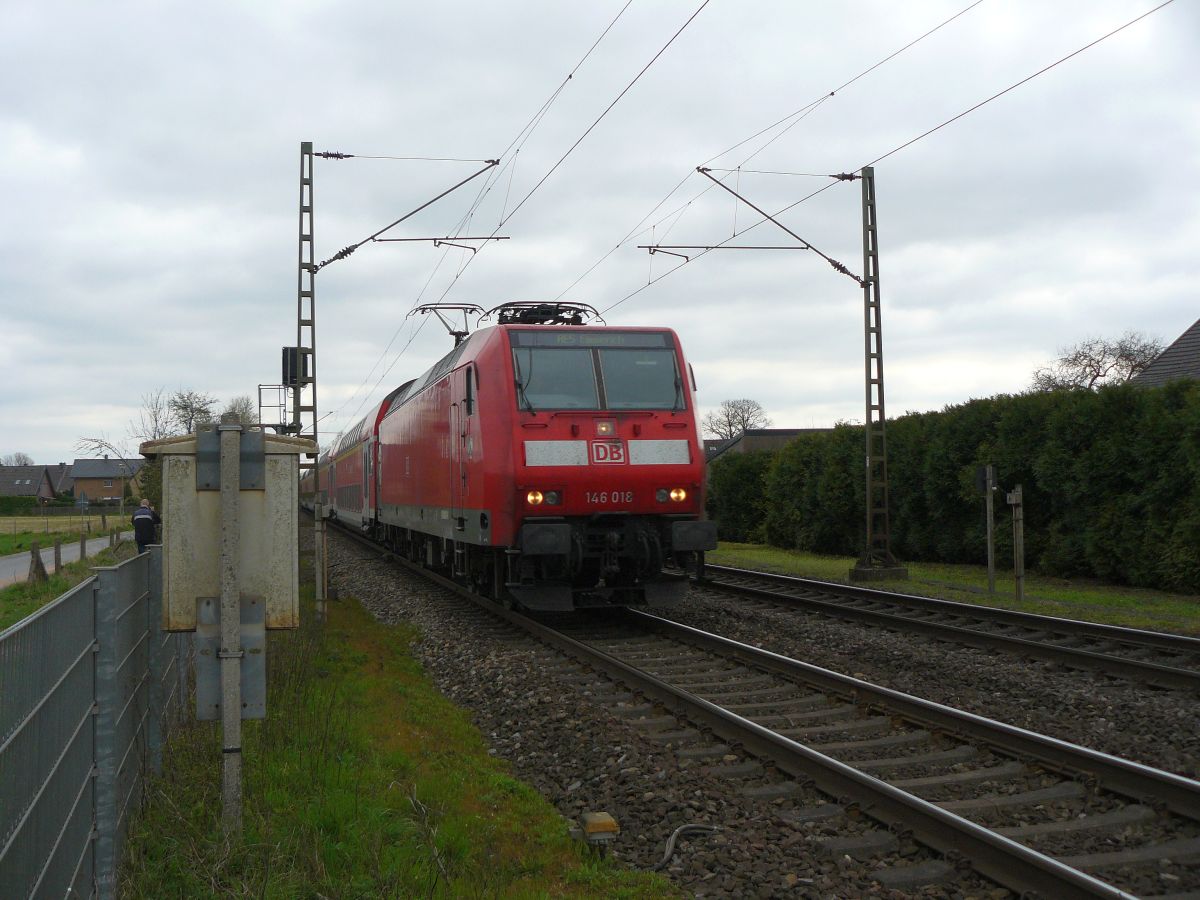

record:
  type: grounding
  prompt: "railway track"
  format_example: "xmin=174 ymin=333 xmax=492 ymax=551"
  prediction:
xmin=697 ymin=564 xmax=1200 ymax=692
xmin=332 ymin=525 xmax=1200 ymax=896
xmin=542 ymin=611 xmax=1200 ymax=898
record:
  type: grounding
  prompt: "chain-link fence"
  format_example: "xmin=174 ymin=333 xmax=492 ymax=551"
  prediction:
xmin=0 ymin=547 xmax=189 ymax=899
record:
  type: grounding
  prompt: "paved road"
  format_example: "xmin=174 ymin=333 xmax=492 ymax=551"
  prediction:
xmin=0 ymin=531 xmax=135 ymax=589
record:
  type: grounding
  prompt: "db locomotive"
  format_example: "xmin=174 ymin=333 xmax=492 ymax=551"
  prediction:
xmin=307 ymin=303 xmax=716 ymax=611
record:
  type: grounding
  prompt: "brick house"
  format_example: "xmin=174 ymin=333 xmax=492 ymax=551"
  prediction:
xmin=71 ymin=457 xmax=145 ymax=503
xmin=45 ymin=462 xmax=74 ymax=496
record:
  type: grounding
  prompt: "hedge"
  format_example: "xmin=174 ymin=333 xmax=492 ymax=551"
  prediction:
xmin=706 ymin=380 xmax=1200 ymax=592
xmin=0 ymin=496 xmax=38 ymax=515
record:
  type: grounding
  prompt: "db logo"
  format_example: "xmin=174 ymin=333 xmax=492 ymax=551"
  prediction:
xmin=591 ymin=441 xmax=626 ymax=465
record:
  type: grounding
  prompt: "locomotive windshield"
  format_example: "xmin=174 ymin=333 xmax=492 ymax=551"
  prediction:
xmin=510 ymin=330 xmax=684 ymax=411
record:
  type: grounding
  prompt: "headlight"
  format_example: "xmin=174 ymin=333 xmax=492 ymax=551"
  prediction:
xmin=658 ymin=488 xmax=688 ymax=502
xmin=544 ymin=490 xmax=561 ymax=505
xmin=527 ymin=490 xmax=544 ymax=505
xmin=669 ymin=488 xmax=687 ymax=502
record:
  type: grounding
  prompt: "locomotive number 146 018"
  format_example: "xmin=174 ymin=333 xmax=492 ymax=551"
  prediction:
xmin=585 ymin=490 xmax=634 ymax=504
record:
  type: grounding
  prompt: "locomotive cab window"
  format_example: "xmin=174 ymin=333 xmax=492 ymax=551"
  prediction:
xmin=510 ymin=330 xmax=683 ymax=411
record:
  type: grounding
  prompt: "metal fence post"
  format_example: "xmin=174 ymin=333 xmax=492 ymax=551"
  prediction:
xmin=146 ymin=547 xmax=165 ymax=776
xmin=1007 ymin=485 xmax=1025 ymax=604
xmin=92 ymin=570 xmax=118 ymax=900
xmin=176 ymin=634 xmax=190 ymax=727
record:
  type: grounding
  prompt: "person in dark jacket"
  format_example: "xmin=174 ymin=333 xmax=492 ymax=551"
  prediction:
xmin=132 ymin=499 xmax=161 ymax=553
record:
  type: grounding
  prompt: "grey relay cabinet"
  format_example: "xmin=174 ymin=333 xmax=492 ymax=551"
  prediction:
xmin=140 ymin=428 xmax=315 ymax=632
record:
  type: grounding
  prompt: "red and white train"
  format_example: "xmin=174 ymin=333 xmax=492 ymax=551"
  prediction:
xmin=306 ymin=303 xmax=716 ymax=611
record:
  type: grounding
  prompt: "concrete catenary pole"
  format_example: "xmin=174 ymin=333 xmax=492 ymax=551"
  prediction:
xmin=218 ymin=416 xmax=244 ymax=833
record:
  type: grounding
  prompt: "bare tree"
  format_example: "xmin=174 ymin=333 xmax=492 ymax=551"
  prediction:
xmin=128 ymin=387 xmax=176 ymax=443
xmin=1 ymin=452 xmax=35 ymax=466
xmin=221 ymin=394 xmax=257 ymax=425
xmin=1031 ymin=330 xmax=1164 ymax=391
xmin=169 ymin=389 xmax=217 ymax=434
xmin=702 ymin=398 xmax=773 ymax=441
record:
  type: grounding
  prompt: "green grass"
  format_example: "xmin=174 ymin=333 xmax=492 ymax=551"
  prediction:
xmin=707 ymin=542 xmax=1200 ymax=636
xmin=0 ymin=527 xmax=123 ymax=557
xmin=0 ymin=513 xmax=125 ymax=537
xmin=120 ymin=593 xmax=679 ymax=898
xmin=0 ymin=541 xmax=135 ymax=631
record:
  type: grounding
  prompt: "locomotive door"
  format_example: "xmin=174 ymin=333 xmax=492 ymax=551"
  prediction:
xmin=450 ymin=371 xmax=464 ymax=531
xmin=362 ymin=442 xmax=370 ymax=524
xmin=450 ymin=365 xmax=474 ymax=532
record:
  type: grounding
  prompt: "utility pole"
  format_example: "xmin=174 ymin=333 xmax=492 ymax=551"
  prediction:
xmin=851 ymin=167 xmax=906 ymax=581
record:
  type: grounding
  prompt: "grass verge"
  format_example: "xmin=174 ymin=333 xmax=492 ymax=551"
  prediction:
xmin=0 ymin=513 xmax=124 ymax=536
xmin=120 ymin=593 xmax=678 ymax=898
xmin=0 ymin=541 xmax=134 ymax=631
xmin=0 ymin=527 xmax=123 ymax=557
xmin=707 ymin=542 xmax=1200 ymax=636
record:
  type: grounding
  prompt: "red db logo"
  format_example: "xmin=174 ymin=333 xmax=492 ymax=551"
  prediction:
xmin=591 ymin=441 xmax=626 ymax=465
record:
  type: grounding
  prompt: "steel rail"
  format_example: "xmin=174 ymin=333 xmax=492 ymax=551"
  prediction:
xmin=503 ymin=607 xmax=1133 ymax=899
xmin=706 ymin=564 xmax=1200 ymax=652
xmin=328 ymin=526 xmax=1188 ymax=895
xmin=634 ymin=610 xmax=1200 ymax=821
xmin=700 ymin=565 xmax=1200 ymax=691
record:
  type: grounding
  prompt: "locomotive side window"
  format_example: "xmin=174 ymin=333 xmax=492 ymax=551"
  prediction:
xmin=465 ymin=366 xmax=475 ymax=415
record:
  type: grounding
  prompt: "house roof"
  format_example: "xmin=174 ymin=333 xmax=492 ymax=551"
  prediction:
xmin=45 ymin=463 xmax=73 ymax=493
xmin=705 ymin=428 xmax=827 ymax=463
xmin=1132 ymin=318 xmax=1200 ymax=388
xmin=0 ymin=466 xmax=52 ymax=498
xmin=71 ymin=457 xmax=145 ymax=479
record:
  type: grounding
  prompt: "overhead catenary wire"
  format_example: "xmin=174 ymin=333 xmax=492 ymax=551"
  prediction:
xmin=421 ymin=0 xmax=712 ymax=312
xmin=600 ymin=0 xmax=1176 ymax=316
xmin=557 ymin=0 xmax=985 ymax=304
xmin=315 ymin=153 xmax=495 ymax=162
xmin=499 ymin=0 xmax=713 ymax=228
xmin=861 ymin=0 xmax=1176 ymax=171
xmin=321 ymin=1 xmax=639 ymax=436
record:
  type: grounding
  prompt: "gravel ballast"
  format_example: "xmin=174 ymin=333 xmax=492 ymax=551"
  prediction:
xmin=667 ymin=585 xmax=1200 ymax=779
xmin=327 ymin=534 xmax=1196 ymax=897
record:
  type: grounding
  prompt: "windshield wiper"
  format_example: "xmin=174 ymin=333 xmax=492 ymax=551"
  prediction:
xmin=513 ymin=351 xmax=536 ymax=413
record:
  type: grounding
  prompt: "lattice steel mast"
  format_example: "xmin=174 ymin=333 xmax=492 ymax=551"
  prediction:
xmin=854 ymin=166 xmax=906 ymax=578
xmin=292 ymin=141 xmax=318 ymax=465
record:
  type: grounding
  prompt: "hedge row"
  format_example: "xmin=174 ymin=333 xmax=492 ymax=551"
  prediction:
xmin=0 ymin=496 xmax=40 ymax=515
xmin=707 ymin=380 xmax=1200 ymax=592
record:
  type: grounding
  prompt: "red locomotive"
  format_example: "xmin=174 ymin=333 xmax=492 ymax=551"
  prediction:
xmin=312 ymin=303 xmax=716 ymax=610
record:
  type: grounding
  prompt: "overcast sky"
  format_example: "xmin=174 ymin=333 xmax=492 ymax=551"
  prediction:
xmin=2 ymin=0 xmax=1196 ymax=463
